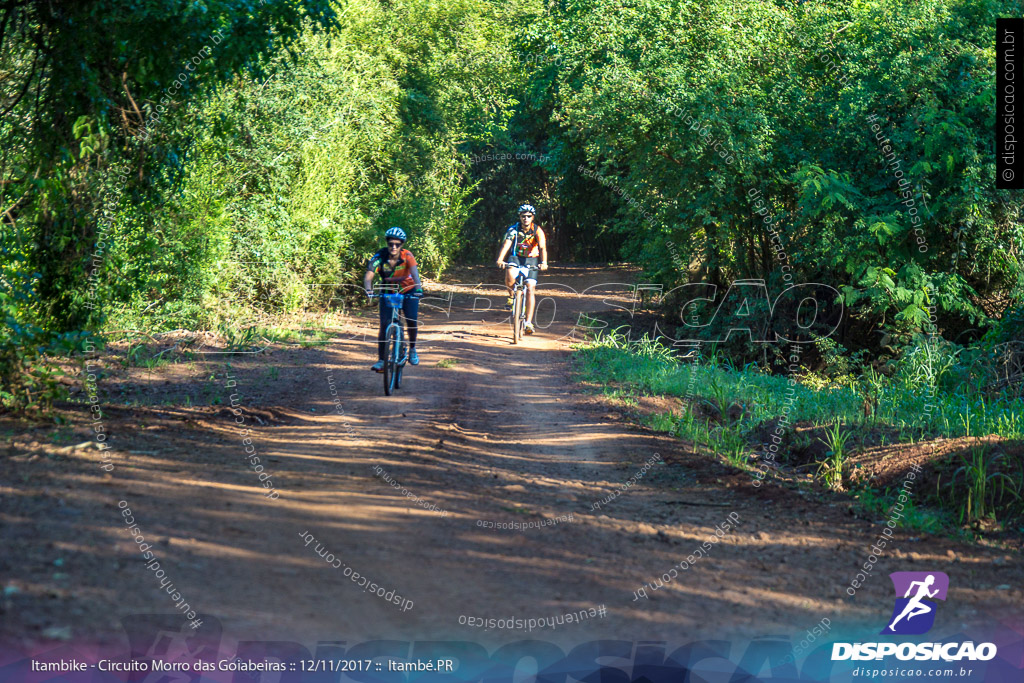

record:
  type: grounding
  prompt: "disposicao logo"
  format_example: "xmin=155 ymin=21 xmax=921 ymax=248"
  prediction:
xmin=881 ymin=571 xmax=948 ymax=635
xmin=832 ymin=571 xmax=997 ymax=662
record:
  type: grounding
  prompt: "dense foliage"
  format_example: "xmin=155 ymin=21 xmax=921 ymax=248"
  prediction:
xmin=2 ymin=0 xmax=1023 ymax=408
xmin=100 ymin=0 xmax=529 ymax=328
xmin=1 ymin=0 xmax=341 ymax=329
xmin=534 ymin=0 xmax=1022 ymax=350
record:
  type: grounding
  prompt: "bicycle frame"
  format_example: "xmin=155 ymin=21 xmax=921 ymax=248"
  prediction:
xmin=370 ymin=291 xmax=412 ymax=395
xmin=381 ymin=293 xmax=408 ymax=347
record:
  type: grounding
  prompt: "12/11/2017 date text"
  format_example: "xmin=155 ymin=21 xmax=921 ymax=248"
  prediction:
xmin=299 ymin=659 xmax=455 ymax=672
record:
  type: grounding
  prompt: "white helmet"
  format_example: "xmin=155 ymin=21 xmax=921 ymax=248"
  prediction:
xmin=385 ymin=227 xmax=407 ymax=242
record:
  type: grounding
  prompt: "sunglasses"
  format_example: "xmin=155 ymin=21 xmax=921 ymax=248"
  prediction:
xmin=387 ymin=241 xmax=403 ymax=247
xmin=519 ymin=213 xmax=534 ymax=218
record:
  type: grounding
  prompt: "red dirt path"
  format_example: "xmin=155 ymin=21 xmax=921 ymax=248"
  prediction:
xmin=1 ymin=265 xmax=1020 ymax=652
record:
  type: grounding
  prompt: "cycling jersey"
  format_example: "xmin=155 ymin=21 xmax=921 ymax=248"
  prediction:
xmin=367 ymin=248 xmax=418 ymax=293
xmin=504 ymin=223 xmax=542 ymax=258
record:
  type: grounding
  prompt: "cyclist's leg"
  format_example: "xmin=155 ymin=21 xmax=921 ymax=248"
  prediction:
xmin=525 ymin=279 xmax=537 ymax=323
xmin=377 ymin=298 xmax=391 ymax=361
xmin=524 ymin=258 xmax=540 ymax=324
xmin=504 ymin=256 xmax=519 ymax=301
xmin=403 ymin=295 xmax=419 ymax=348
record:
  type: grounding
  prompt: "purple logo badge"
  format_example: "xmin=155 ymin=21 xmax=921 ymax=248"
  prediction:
xmin=881 ymin=572 xmax=949 ymax=635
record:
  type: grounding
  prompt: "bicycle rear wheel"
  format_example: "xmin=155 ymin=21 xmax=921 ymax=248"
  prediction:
xmin=383 ymin=327 xmax=399 ymax=395
xmin=512 ymin=288 xmax=523 ymax=344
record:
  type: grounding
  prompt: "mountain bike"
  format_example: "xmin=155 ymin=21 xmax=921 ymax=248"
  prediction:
xmin=505 ymin=262 xmax=531 ymax=344
xmin=369 ymin=291 xmax=420 ymax=395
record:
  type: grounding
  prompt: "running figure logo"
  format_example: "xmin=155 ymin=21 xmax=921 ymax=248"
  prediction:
xmin=881 ymin=571 xmax=949 ymax=635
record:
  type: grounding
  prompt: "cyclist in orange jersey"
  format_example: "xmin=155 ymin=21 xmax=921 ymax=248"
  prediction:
xmin=495 ymin=203 xmax=548 ymax=334
xmin=364 ymin=227 xmax=423 ymax=371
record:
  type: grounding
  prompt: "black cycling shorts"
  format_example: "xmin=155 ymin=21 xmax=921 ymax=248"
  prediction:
xmin=507 ymin=255 xmax=540 ymax=282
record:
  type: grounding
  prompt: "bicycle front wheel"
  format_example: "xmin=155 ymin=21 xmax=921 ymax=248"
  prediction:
xmin=394 ymin=331 xmax=405 ymax=390
xmin=383 ymin=327 xmax=399 ymax=395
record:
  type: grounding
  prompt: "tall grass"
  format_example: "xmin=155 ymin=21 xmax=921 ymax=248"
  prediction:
xmin=946 ymin=448 xmax=1022 ymax=525
xmin=817 ymin=423 xmax=853 ymax=491
xmin=574 ymin=328 xmax=1024 ymax=441
xmin=575 ymin=328 xmax=1024 ymax=532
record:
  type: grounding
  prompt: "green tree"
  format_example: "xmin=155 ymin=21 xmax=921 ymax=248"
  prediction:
xmin=0 ymin=0 xmax=338 ymax=331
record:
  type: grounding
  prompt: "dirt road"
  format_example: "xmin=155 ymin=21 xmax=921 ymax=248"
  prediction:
xmin=1 ymin=265 xmax=1021 ymax=652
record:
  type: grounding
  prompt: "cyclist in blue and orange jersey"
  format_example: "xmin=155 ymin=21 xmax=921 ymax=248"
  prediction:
xmin=363 ymin=227 xmax=423 ymax=371
xmin=495 ymin=203 xmax=548 ymax=335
